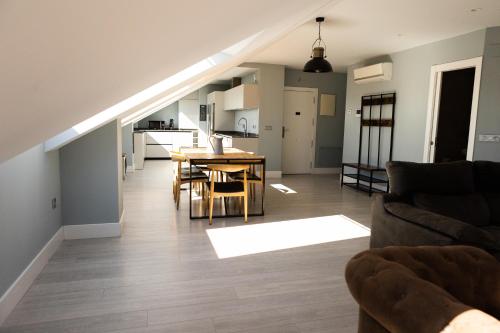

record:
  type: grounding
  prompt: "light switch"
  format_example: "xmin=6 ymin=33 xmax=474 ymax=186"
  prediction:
xmin=479 ymin=134 xmax=500 ymax=142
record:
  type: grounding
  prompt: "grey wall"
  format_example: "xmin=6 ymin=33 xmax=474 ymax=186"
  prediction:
xmin=343 ymin=29 xmax=486 ymax=164
xmin=122 ymin=123 xmax=134 ymax=167
xmin=0 ymin=145 xmax=61 ymax=296
xmin=60 ymin=120 xmax=123 ymax=225
xmin=136 ymin=102 xmax=179 ymax=129
xmin=242 ymin=63 xmax=285 ymax=171
xmin=475 ymin=27 xmax=500 ymax=161
xmin=134 ymin=84 xmax=230 ymax=130
xmin=285 ymin=70 xmax=347 ymax=168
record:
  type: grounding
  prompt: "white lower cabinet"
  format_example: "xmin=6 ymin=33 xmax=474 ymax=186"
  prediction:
xmin=232 ymin=138 xmax=258 ymax=153
xmin=143 ymin=131 xmax=194 ymax=158
xmin=146 ymin=144 xmax=173 ymax=158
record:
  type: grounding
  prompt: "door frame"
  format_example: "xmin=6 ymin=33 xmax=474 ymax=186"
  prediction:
xmin=423 ymin=56 xmax=483 ymax=162
xmin=283 ymin=86 xmax=318 ymax=173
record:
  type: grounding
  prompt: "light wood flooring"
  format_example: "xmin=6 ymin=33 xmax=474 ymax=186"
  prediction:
xmin=1 ymin=160 xmax=374 ymax=333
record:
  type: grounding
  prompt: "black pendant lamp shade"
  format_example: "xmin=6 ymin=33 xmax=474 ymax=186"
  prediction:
xmin=303 ymin=17 xmax=333 ymax=73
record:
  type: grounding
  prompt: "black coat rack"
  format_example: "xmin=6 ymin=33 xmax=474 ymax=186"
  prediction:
xmin=341 ymin=92 xmax=396 ymax=196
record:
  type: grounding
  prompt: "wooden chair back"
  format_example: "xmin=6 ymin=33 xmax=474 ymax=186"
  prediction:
xmin=207 ymin=164 xmax=249 ymax=173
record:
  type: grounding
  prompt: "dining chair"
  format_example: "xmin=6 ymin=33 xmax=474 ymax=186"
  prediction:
xmin=171 ymin=152 xmax=209 ymax=210
xmin=206 ymin=164 xmax=250 ymax=225
xmin=228 ymin=161 xmax=264 ymax=201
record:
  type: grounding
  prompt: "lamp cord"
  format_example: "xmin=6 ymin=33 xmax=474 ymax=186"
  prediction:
xmin=310 ymin=21 xmax=327 ymax=58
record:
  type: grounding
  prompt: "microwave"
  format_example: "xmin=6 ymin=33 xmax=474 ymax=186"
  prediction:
xmin=148 ymin=120 xmax=165 ymax=130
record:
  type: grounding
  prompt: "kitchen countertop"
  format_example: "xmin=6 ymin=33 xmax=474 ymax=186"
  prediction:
xmin=215 ymin=131 xmax=259 ymax=138
xmin=134 ymin=129 xmax=197 ymax=133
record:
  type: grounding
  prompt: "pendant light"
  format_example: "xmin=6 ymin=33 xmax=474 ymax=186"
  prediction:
xmin=303 ymin=17 xmax=333 ymax=73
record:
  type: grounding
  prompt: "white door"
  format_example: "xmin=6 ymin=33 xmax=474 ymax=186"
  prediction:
xmin=282 ymin=89 xmax=316 ymax=174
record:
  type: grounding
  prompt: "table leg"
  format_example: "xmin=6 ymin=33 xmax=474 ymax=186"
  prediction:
xmin=189 ymin=160 xmax=192 ymax=219
xmin=261 ymin=160 xmax=266 ymax=215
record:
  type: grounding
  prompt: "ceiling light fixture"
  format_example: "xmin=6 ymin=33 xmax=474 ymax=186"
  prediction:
xmin=303 ymin=17 xmax=333 ymax=73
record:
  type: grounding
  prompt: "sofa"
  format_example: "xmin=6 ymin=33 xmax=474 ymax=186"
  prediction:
xmin=345 ymin=246 xmax=500 ymax=333
xmin=370 ymin=160 xmax=500 ymax=259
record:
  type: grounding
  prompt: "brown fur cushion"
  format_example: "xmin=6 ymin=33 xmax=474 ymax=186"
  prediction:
xmin=345 ymin=246 xmax=500 ymax=333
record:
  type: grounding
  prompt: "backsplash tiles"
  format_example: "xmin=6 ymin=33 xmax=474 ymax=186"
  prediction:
xmin=234 ymin=109 xmax=259 ymax=134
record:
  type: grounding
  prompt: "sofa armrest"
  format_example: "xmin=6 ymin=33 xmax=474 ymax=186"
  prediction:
xmin=345 ymin=246 xmax=500 ymax=333
xmin=384 ymin=201 xmax=500 ymax=251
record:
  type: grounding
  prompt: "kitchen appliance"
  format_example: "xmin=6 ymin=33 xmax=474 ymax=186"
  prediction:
xmin=148 ymin=120 xmax=165 ymax=130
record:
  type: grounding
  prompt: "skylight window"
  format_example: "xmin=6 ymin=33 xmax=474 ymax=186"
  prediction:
xmin=44 ymin=32 xmax=262 ymax=151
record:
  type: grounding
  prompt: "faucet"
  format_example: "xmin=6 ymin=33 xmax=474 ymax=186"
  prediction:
xmin=238 ymin=117 xmax=248 ymax=137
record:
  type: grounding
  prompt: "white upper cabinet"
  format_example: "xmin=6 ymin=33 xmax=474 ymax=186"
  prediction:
xmin=223 ymin=84 xmax=259 ymax=111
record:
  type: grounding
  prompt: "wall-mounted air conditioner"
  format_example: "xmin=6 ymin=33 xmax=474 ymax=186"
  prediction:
xmin=353 ymin=63 xmax=392 ymax=84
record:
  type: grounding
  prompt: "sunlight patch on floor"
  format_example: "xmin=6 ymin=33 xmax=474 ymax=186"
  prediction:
xmin=206 ymin=215 xmax=370 ymax=259
xmin=270 ymin=184 xmax=297 ymax=194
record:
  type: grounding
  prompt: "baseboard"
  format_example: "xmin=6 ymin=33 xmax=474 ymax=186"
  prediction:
xmin=63 ymin=210 xmax=125 ymax=240
xmin=0 ymin=227 xmax=64 ymax=325
xmin=265 ymin=171 xmax=282 ymax=178
xmin=0 ymin=211 xmax=126 ymax=324
xmin=312 ymin=167 xmax=341 ymax=174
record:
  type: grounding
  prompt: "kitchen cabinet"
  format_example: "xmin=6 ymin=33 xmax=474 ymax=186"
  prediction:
xmin=146 ymin=131 xmax=173 ymax=144
xmin=223 ymin=84 xmax=259 ymax=111
xmin=207 ymin=91 xmax=233 ymax=131
xmin=133 ymin=132 xmax=146 ymax=169
xmin=146 ymin=144 xmax=172 ymax=158
xmin=232 ymin=137 xmax=258 ymax=153
xmin=139 ymin=130 xmax=195 ymax=159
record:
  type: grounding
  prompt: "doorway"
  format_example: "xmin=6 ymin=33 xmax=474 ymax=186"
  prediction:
xmin=282 ymin=87 xmax=317 ymax=174
xmin=424 ymin=57 xmax=482 ymax=162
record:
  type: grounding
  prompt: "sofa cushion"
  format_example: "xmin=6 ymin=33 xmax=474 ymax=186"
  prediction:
xmin=413 ymin=192 xmax=490 ymax=227
xmin=481 ymin=226 xmax=500 ymax=242
xmin=482 ymin=193 xmax=500 ymax=226
xmin=386 ymin=161 xmax=475 ymax=196
xmin=473 ymin=161 xmax=500 ymax=192
xmin=383 ymin=202 xmax=500 ymax=251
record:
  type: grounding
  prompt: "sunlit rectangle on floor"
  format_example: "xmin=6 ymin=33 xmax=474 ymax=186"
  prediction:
xmin=206 ymin=215 xmax=371 ymax=258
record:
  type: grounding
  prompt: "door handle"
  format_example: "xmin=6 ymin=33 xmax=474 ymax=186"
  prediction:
xmin=282 ymin=126 xmax=285 ymax=138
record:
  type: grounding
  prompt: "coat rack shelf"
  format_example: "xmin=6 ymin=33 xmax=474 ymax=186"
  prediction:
xmin=342 ymin=92 xmax=396 ymax=196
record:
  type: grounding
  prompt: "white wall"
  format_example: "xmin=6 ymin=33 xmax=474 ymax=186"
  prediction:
xmin=0 ymin=0 xmax=336 ymax=162
xmin=242 ymin=63 xmax=285 ymax=171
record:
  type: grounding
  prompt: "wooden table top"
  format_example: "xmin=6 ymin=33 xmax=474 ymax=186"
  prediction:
xmin=181 ymin=147 xmax=264 ymax=161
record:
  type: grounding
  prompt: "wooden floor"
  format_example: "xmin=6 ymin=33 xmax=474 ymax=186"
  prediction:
xmin=1 ymin=161 xmax=374 ymax=333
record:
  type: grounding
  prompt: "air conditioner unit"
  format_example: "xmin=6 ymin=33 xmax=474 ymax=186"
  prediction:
xmin=353 ymin=63 xmax=392 ymax=84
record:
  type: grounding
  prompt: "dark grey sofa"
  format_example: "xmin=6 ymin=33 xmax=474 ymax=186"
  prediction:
xmin=370 ymin=160 xmax=500 ymax=259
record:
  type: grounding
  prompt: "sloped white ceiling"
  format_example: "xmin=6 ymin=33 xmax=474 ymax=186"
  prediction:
xmin=250 ymin=0 xmax=500 ymax=71
xmin=0 ymin=0 xmax=336 ymax=162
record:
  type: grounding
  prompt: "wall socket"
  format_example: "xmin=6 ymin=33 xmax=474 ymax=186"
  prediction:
xmin=264 ymin=125 xmax=272 ymax=130
xmin=51 ymin=198 xmax=57 ymax=209
xmin=479 ymin=134 xmax=500 ymax=142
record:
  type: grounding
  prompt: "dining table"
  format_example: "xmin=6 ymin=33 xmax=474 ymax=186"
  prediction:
xmin=180 ymin=147 xmax=266 ymax=219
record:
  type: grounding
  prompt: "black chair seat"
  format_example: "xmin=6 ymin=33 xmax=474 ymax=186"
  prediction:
xmin=180 ymin=171 xmax=208 ymax=181
xmin=181 ymin=166 xmax=202 ymax=174
xmin=228 ymin=172 xmax=261 ymax=181
xmin=208 ymin=181 xmax=244 ymax=193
